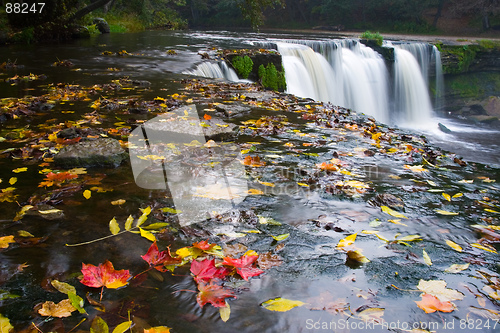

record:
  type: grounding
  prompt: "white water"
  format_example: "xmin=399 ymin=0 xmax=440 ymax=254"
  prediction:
xmin=183 ymin=61 xmax=239 ymax=81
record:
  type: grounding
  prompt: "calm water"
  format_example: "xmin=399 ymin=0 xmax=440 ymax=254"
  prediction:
xmin=0 ymin=30 xmax=499 ymax=333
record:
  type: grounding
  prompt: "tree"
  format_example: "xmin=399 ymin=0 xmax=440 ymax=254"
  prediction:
xmin=237 ymin=0 xmax=285 ymax=29
xmin=450 ymin=0 xmax=500 ymax=30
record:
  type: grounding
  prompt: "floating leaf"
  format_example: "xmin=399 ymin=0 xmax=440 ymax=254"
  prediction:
xmin=445 ymin=240 xmax=462 ymax=252
xmin=452 ymin=193 xmax=463 ymax=198
xmin=415 ymin=294 xmax=455 ymax=314
xmin=422 ymin=249 xmax=432 ymax=266
xmin=247 ymin=188 xmax=264 ymax=195
xmin=444 ymin=263 xmax=469 ymax=273
xmin=404 ymin=165 xmax=427 ymax=173
xmin=39 ymin=209 xmax=63 ymax=214
xmin=190 ymin=259 xmax=230 ymax=282
xmin=161 ymin=207 xmax=182 ymax=214
xmin=442 ymin=193 xmax=451 ymax=201
xmin=8 ymin=177 xmax=16 ymax=185
xmin=0 ymin=236 xmax=15 ymax=249
xmin=12 ymin=167 xmax=27 ymax=173
xmin=38 ymin=299 xmax=76 ymax=317
xmin=111 ymin=199 xmax=126 ymax=206
xmin=337 ymin=233 xmax=357 ymax=249
xmin=219 ymin=302 xmax=231 ymax=322
xmin=261 ymin=297 xmax=305 ymax=312
xmin=176 ymin=247 xmax=202 ymax=259
xmin=0 ymin=314 xmax=13 ymax=333
xmin=109 ymin=217 xmax=120 ymax=235
xmin=83 ymin=190 xmax=91 ymax=199
xmin=416 ymin=279 xmax=464 ymax=302
xmin=435 ymin=209 xmax=458 ymax=216
xmin=91 ymin=316 xmax=109 ymax=333
xmin=381 ymin=206 xmax=408 ymax=219
xmin=196 ymin=281 xmax=236 ymax=308
xmin=51 ymin=280 xmax=76 ymax=295
xmin=144 ymin=327 xmax=171 ymax=333
xmin=357 ymin=307 xmax=385 ymax=323
xmin=125 ymin=215 xmax=134 ymax=231
xmin=471 ymin=243 xmax=497 ymax=253
xmin=112 ymin=321 xmax=132 ymax=333
xmin=346 ymin=249 xmax=370 ymax=263
xmin=68 ymin=292 xmax=86 ymax=314
xmin=222 ymin=255 xmax=264 ymax=280
xmin=142 ymin=242 xmax=181 ymax=271
xmin=80 ymin=260 xmax=130 ymax=289
xmin=139 ymin=228 xmax=156 ymax=242
xmin=271 ymin=233 xmax=289 ymax=241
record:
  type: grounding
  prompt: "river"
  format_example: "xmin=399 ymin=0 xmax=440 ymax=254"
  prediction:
xmin=0 ymin=30 xmax=499 ymax=333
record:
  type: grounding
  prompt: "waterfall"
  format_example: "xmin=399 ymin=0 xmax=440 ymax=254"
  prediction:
xmin=184 ymin=61 xmax=239 ymax=82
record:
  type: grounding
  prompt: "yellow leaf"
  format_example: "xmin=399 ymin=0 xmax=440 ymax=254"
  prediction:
xmin=161 ymin=207 xmax=182 ymax=214
xmin=8 ymin=177 xmax=16 ymax=185
xmin=445 ymin=240 xmax=462 ymax=252
xmin=258 ymin=181 xmax=275 ymax=187
xmin=244 ymin=249 xmax=259 ymax=256
xmin=176 ymin=247 xmax=202 ymax=259
xmin=51 ymin=280 xmax=76 ymax=295
xmin=442 ymin=193 xmax=451 ymax=201
xmin=38 ymin=209 xmax=63 ymax=214
xmin=416 ymin=279 xmax=464 ymax=302
xmin=271 ymin=233 xmax=289 ymax=241
xmin=125 ymin=215 xmax=134 ymax=230
xmin=297 ymin=182 xmax=309 ymax=187
xmin=357 ymin=307 xmax=385 ymax=323
xmin=452 ymin=193 xmax=463 ymax=198
xmin=423 ymin=249 xmax=432 ymax=266
xmin=396 ymin=234 xmax=423 ymax=242
xmin=381 ymin=206 xmax=408 ymax=219
xmin=404 ymin=165 xmax=427 ymax=172
xmin=68 ymin=167 xmax=87 ymax=175
xmin=111 ymin=199 xmax=126 ymax=206
xmin=444 ymin=263 xmax=469 ymax=273
xmin=485 ymin=209 xmax=500 ymax=214
xmin=109 ymin=217 xmax=120 ymax=235
xmin=219 ymin=302 xmax=230 ymax=322
xmin=83 ymin=190 xmax=91 ymax=199
xmin=144 ymin=327 xmax=171 ymax=333
xmin=247 ymin=189 xmax=264 ymax=195
xmin=435 ymin=209 xmax=458 ymax=216
xmin=0 ymin=236 xmax=15 ymax=249
xmin=12 ymin=167 xmax=27 ymax=173
xmin=389 ymin=219 xmax=408 ymax=226
xmin=139 ymin=228 xmax=156 ymax=242
xmin=112 ymin=321 xmax=132 ymax=333
xmin=347 ymin=249 xmax=370 ymax=263
xmin=471 ymin=243 xmax=497 ymax=253
xmin=261 ymin=298 xmax=305 ymax=312
xmin=337 ymin=233 xmax=357 ymax=248
xmin=0 ymin=314 xmax=13 ymax=333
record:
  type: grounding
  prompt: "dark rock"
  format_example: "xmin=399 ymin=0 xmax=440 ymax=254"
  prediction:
xmin=470 ymin=115 xmax=499 ymax=123
xmin=360 ymin=39 xmax=395 ymax=63
xmin=26 ymin=204 xmax=65 ymax=220
xmin=215 ymin=103 xmax=251 ymax=117
xmin=438 ymin=123 xmax=452 ymax=133
xmin=0 ymin=31 xmax=8 ymax=45
xmin=57 ymin=127 xmax=80 ymax=139
xmin=71 ymin=25 xmax=90 ymax=39
xmin=54 ymin=138 xmax=127 ymax=168
xmin=129 ymin=107 xmax=149 ymax=114
xmin=131 ymin=80 xmax=151 ymax=87
xmin=93 ymin=18 xmax=110 ymax=34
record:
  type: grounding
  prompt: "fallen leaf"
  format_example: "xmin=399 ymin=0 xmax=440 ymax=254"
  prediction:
xmin=38 ymin=299 xmax=76 ymax=317
xmin=261 ymin=297 xmax=305 ymax=312
xmin=471 ymin=243 xmax=497 ymax=253
xmin=139 ymin=228 xmax=156 ymax=242
xmin=8 ymin=177 xmax=16 ymax=185
xmin=51 ymin=280 xmax=76 ymax=295
xmin=142 ymin=241 xmax=181 ymax=272
xmin=347 ymin=249 xmax=370 ymax=263
xmin=111 ymin=199 xmax=126 ymax=206
xmin=190 ymin=259 xmax=230 ymax=282
xmin=219 ymin=302 xmax=230 ymax=322
xmin=442 ymin=193 xmax=451 ymax=201
xmin=0 ymin=314 xmax=13 ymax=333
xmin=337 ymin=233 xmax=357 ymax=249
xmin=109 ymin=217 xmax=120 ymax=235
xmin=404 ymin=165 xmax=427 ymax=173
xmin=416 ymin=279 xmax=464 ymax=302
xmin=12 ymin=167 xmax=27 ymax=173
xmin=444 ymin=263 xmax=470 ymax=273
xmin=415 ymin=293 xmax=455 ymax=313
xmin=161 ymin=207 xmax=182 ymax=214
xmin=445 ymin=240 xmax=462 ymax=252
xmin=222 ymin=255 xmax=264 ymax=280
xmin=0 ymin=236 xmax=15 ymax=249
xmin=423 ymin=249 xmax=432 ymax=266
xmin=257 ymin=252 xmax=283 ymax=270
xmin=144 ymin=327 xmax=171 ymax=333
xmin=271 ymin=233 xmax=289 ymax=241
xmin=357 ymin=307 xmax=385 ymax=323
xmin=80 ymin=260 xmax=131 ymax=289
xmin=381 ymin=206 xmax=408 ymax=219
xmin=196 ymin=280 xmax=236 ymax=308
xmin=83 ymin=190 xmax=91 ymax=199
xmin=435 ymin=209 xmax=459 ymax=216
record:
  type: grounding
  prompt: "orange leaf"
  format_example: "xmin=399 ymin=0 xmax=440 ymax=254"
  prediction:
xmin=0 ymin=235 xmax=15 ymax=249
xmin=415 ymin=293 xmax=455 ymax=314
xmin=203 ymin=114 xmax=211 ymax=120
xmin=80 ymin=260 xmax=131 ymax=289
xmin=316 ymin=162 xmax=339 ymax=171
xmin=144 ymin=327 xmax=171 ymax=333
xmin=38 ymin=299 xmax=76 ymax=317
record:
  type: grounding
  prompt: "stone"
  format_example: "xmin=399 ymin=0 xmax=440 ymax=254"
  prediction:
xmin=483 ymin=96 xmax=500 ymax=117
xmin=71 ymin=25 xmax=90 ymax=39
xmin=93 ymin=18 xmax=110 ymax=34
xmin=470 ymin=115 xmax=499 ymax=123
xmin=438 ymin=123 xmax=452 ymax=133
xmin=215 ymin=103 xmax=251 ymax=117
xmin=54 ymin=138 xmax=127 ymax=168
xmin=369 ymin=193 xmax=404 ymax=210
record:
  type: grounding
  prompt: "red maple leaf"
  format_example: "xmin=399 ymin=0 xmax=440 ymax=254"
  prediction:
xmin=141 ymin=241 xmax=182 ymax=272
xmin=80 ymin=260 xmax=131 ymax=289
xmin=222 ymin=255 xmax=264 ymax=281
xmin=190 ymin=259 xmax=230 ymax=282
xmin=38 ymin=171 xmax=78 ymax=187
xmin=196 ymin=280 xmax=236 ymax=308
xmin=415 ymin=293 xmax=455 ymax=314
xmin=192 ymin=240 xmax=216 ymax=251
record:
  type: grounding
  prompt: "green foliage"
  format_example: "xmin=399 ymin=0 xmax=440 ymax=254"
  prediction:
xmin=86 ymin=24 xmax=100 ymax=35
xmin=478 ymin=39 xmax=500 ymax=50
xmin=258 ymin=63 xmax=286 ymax=91
xmin=237 ymin=0 xmax=285 ymax=30
xmin=360 ymin=31 xmax=383 ymax=46
xmin=11 ymin=27 xmax=34 ymax=44
xmin=441 ymin=45 xmax=480 ymax=74
xmin=232 ymin=56 xmax=253 ymax=79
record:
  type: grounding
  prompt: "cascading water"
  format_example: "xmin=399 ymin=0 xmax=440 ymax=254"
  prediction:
xmin=183 ymin=61 xmax=239 ymax=81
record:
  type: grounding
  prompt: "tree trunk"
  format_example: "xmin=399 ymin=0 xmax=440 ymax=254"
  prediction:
xmin=432 ymin=0 xmax=444 ymax=28
xmin=70 ymin=0 xmax=112 ymax=21
xmin=482 ymin=14 xmax=491 ymax=30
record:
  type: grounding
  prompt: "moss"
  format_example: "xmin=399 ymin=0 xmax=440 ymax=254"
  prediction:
xmin=478 ymin=39 xmax=500 ymax=50
xmin=258 ymin=63 xmax=286 ymax=91
xmin=360 ymin=31 xmax=383 ymax=47
xmin=441 ymin=45 xmax=479 ymax=74
xmin=232 ymin=55 xmax=253 ymax=79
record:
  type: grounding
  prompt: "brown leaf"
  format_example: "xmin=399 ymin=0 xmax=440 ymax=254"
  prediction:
xmin=38 ymin=299 xmax=76 ymax=317
xmin=415 ymin=294 xmax=455 ymax=314
xmin=306 ymin=291 xmax=349 ymax=315
xmin=257 ymin=252 xmax=283 ymax=270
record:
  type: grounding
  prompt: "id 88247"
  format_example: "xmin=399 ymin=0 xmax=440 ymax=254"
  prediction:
xmin=5 ymin=2 xmax=45 ymax=14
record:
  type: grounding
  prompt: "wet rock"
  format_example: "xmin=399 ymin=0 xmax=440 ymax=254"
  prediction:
xmin=57 ymin=128 xmax=80 ymax=139
xmin=482 ymin=96 xmax=500 ymax=117
xmin=93 ymin=18 xmax=110 ymax=34
xmin=71 ymin=25 xmax=91 ymax=39
xmin=131 ymin=80 xmax=151 ymax=87
xmin=470 ymin=115 xmax=499 ymax=123
xmin=26 ymin=204 xmax=65 ymax=220
xmin=215 ymin=103 xmax=251 ymax=117
xmin=369 ymin=193 xmax=404 ymax=210
xmin=438 ymin=123 xmax=452 ymax=133
xmin=54 ymin=138 xmax=127 ymax=168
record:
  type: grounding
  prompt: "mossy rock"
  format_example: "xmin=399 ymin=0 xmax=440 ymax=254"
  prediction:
xmin=55 ymin=138 xmax=127 ymax=168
